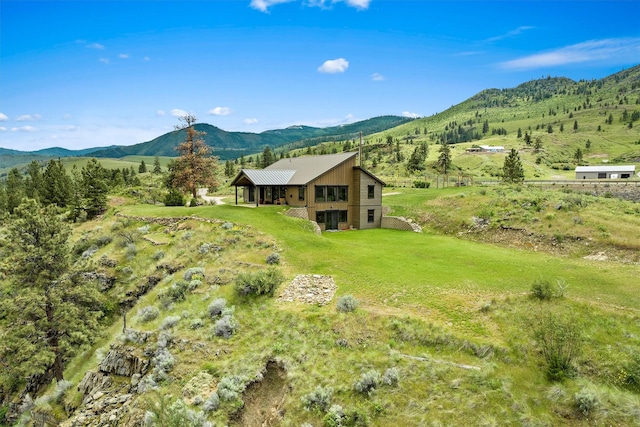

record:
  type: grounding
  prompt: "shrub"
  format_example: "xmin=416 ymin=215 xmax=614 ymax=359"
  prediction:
xmin=234 ymin=268 xmax=285 ymax=297
xmin=137 ymin=225 xmax=150 ymax=234
xmin=337 ymin=295 xmax=359 ymax=313
xmin=208 ymin=298 xmax=227 ymax=318
xmin=152 ymin=250 xmax=165 ymax=261
xmin=382 ymin=367 xmax=400 ymax=386
xmin=189 ymin=198 xmax=198 ymax=207
xmin=531 ymin=279 xmax=553 ymax=300
xmin=217 ymin=376 xmax=245 ymax=402
xmin=533 ymin=312 xmax=582 ymax=381
xmin=184 ymin=267 xmax=205 ymax=281
xmin=354 ymin=370 xmax=381 ymax=395
xmin=203 ymin=392 xmax=220 ymax=412
xmin=137 ymin=306 xmax=160 ymax=323
xmin=160 ymin=315 xmax=180 ymax=330
xmin=622 ymin=352 xmax=640 ymax=392
xmin=266 ymin=252 xmax=280 ymax=265
xmin=574 ymin=387 xmax=599 ymax=417
xmin=159 ymin=281 xmax=189 ymax=306
xmin=413 ymin=181 xmax=430 ymax=189
xmin=214 ymin=315 xmax=238 ymax=339
xmin=164 ymin=189 xmax=185 ymax=206
xmin=323 ymin=404 xmax=345 ymax=427
xmin=188 ymin=280 xmax=202 ymax=291
xmin=189 ymin=318 xmax=204 ymax=330
xmin=301 ymin=385 xmax=333 ymax=412
xmin=222 ymin=222 xmax=233 ymax=230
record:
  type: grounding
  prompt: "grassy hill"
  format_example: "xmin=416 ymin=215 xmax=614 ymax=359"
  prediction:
xmin=340 ymin=65 xmax=640 ymax=183
xmin=3 ymin=183 xmax=640 ymax=426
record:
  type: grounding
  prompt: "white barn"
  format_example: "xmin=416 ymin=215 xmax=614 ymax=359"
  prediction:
xmin=575 ymin=165 xmax=636 ymax=179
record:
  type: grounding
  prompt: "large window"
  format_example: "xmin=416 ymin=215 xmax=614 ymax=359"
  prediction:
xmin=316 ymin=211 xmax=325 ymax=223
xmin=368 ymin=185 xmax=375 ymax=199
xmin=315 ymin=185 xmax=348 ymax=202
xmin=339 ymin=210 xmax=347 ymax=223
xmin=367 ymin=209 xmax=375 ymax=223
xmin=597 ymin=173 xmax=606 ymax=179
xmin=298 ymin=186 xmax=305 ymax=201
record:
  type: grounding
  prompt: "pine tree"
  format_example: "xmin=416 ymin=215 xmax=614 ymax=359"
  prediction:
xmin=0 ymin=185 xmax=7 ymax=214
xmin=437 ymin=143 xmax=452 ymax=174
xmin=502 ymin=148 xmax=524 ymax=184
xmin=224 ymin=160 xmax=235 ymax=178
xmin=0 ymin=199 xmax=103 ymax=385
xmin=153 ymin=156 xmax=162 ymax=174
xmin=41 ymin=159 xmax=72 ymax=208
xmin=6 ymin=167 xmax=25 ymax=214
xmin=25 ymin=161 xmax=43 ymax=201
xmin=139 ymin=160 xmax=147 ymax=173
xmin=262 ymin=146 xmax=275 ymax=168
xmin=81 ymin=158 xmax=109 ymax=219
xmin=172 ymin=115 xmax=219 ymax=199
xmin=574 ymin=148 xmax=583 ymax=164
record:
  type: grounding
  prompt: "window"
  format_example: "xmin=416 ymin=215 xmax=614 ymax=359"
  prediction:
xmin=338 ymin=186 xmax=348 ymax=202
xmin=367 ymin=209 xmax=375 ymax=223
xmin=316 ymin=211 xmax=325 ymax=223
xmin=315 ymin=186 xmax=326 ymax=202
xmin=339 ymin=210 xmax=347 ymax=223
xmin=298 ymin=186 xmax=305 ymax=201
xmin=327 ymin=186 xmax=337 ymax=202
xmin=368 ymin=185 xmax=375 ymax=199
xmin=597 ymin=172 xmax=606 ymax=178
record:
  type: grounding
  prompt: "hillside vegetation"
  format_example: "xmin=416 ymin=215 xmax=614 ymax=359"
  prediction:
xmin=2 ymin=182 xmax=639 ymax=426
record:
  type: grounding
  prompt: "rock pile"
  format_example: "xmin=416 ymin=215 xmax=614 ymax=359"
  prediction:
xmin=277 ymin=274 xmax=337 ymax=305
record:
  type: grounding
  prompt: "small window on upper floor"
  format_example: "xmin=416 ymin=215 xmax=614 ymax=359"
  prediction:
xmin=368 ymin=185 xmax=375 ymax=199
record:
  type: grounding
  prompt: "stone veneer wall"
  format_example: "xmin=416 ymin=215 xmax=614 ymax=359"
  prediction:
xmin=284 ymin=207 xmax=309 ymax=220
xmin=381 ymin=216 xmax=422 ymax=232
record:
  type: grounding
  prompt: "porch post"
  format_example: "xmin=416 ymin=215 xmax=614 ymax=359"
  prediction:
xmin=255 ymin=186 xmax=259 ymax=207
xmin=235 ymin=186 xmax=238 ymax=205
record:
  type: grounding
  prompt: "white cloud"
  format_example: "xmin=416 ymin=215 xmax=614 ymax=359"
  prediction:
xmin=16 ymin=114 xmax=41 ymax=122
xmin=371 ymin=72 xmax=385 ymax=81
xmin=345 ymin=0 xmax=370 ymax=10
xmin=144 ymin=56 xmax=151 ymax=62
xmin=119 ymin=53 xmax=130 ymax=59
xmin=11 ymin=126 xmax=38 ymax=132
xmin=501 ymin=37 xmax=640 ymax=70
xmin=486 ymin=26 xmax=534 ymax=43
xmin=62 ymin=114 xmax=72 ymax=120
xmin=0 ymin=127 xmax=6 ymax=132
xmin=87 ymin=43 xmax=105 ymax=50
xmin=244 ymin=118 xmax=259 ymax=124
xmin=60 ymin=125 xmax=78 ymax=132
xmin=208 ymin=107 xmax=233 ymax=116
xmin=156 ymin=110 xmax=166 ymax=117
xmin=318 ymin=58 xmax=349 ymax=74
xmin=402 ymin=111 xmax=420 ymax=118
xmin=0 ymin=113 xmax=8 ymax=121
xmin=250 ymin=0 xmax=293 ymax=12
xmin=99 ymin=58 xmax=110 ymax=64
xmin=171 ymin=109 xmax=189 ymax=117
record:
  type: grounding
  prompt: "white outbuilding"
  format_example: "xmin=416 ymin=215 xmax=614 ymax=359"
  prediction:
xmin=575 ymin=165 xmax=636 ymax=179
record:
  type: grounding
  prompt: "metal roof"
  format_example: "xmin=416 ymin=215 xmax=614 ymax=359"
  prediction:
xmin=265 ymin=152 xmax=358 ymax=185
xmin=575 ymin=165 xmax=636 ymax=172
xmin=238 ymin=169 xmax=296 ymax=186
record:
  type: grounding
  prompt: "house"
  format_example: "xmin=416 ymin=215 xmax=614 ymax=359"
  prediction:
xmin=479 ymin=145 xmax=505 ymax=153
xmin=230 ymin=152 xmax=385 ymax=230
xmin=575 ymin=165 xmax=636 ymax=179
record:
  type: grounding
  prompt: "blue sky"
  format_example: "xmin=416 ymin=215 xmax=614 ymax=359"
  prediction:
xmin=1 ymin=0 xmax=639 ymax=151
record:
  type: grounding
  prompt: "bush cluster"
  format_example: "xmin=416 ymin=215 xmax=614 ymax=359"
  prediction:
xmin=234 ymin=268 xmax=285 ymax=297
xmin=337 ymin=295 xmax=359 ymax=313
xmin=533 ymin=312 xmax=582 ymax=381
xmin=266 ymin=252 xmax=281 ymax=265
xmin=353 ymin=370 xmax=381 ymax=395
xmin=301 ymin=385 xmax=333 ymax=412
xmin=217 ymin=376 xmax=246 ymax=402
xmin=208 ymin=298 xmax=227 ymax=318
xmin=214 ymin=314 xmax=239 ymax=339
xmin=137 ymin=306 xmax=160 ymax=323
xmin=184 ymin=267 xmax=205 ymax=281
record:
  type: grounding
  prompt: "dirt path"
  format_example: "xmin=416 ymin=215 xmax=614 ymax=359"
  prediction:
xmin=197 ymin=188 xmax=227 ymax=205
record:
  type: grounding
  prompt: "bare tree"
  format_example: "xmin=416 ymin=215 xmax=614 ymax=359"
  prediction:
xmin=172 ymin=114 xmax=219 ymax=199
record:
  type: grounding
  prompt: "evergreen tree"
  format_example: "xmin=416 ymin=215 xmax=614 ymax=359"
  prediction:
xmin=25 ymin=161 xmax=43 ymax=201
xmin=6 ymin=167 xmax=25 ymax=213
xmin=81 ymin=159 xmax=109 ymax=219
xmin=240 ymin=155 xmax=246 ymax=168
xmin=0 ymin=185 xmax=7 ymax=214
xmin=502 ymin=148 xmax=524 ymax=184
xmin=153 ymin=156 xmax=162 ymax=174
xmin=534 ymin=137 xmax=543 ymax=152
xmin=41 ymin=159 xmax=72 ymax=208
xmin=172 ymin=115 xmax=219 ymax=198
xmin=437 ymin=143 xmax=452 ymax=174
xmin=574 ymin=148 xmax=583 ymax=164
xmin=139 ymin=160 xmax=147 ymax=173
xmin=224 ymin=160 xmax=235 ymax=178
xmin=0 ymin=199 xmax=103 ymax=385
xmin=517 ymin=128 xmax=523 ymax=138
xmin=574 ymin=120 xmax=579 ymax=131
xmin=262 ymin=146 xmax=275 ymax=168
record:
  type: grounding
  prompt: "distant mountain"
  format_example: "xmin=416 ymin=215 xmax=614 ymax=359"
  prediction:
xmin=88 ymin=115 xmax=413 ymax=160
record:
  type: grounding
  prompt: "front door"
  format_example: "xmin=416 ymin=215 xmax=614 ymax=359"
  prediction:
xmin=327 ymin=210 xmax=339 ymax=230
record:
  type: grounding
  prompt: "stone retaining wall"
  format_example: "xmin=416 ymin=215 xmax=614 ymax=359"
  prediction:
xmin=381 ymin=216 xmax=422 ymax=232
xmin=284 ymin=207 xmax=309 ymax=220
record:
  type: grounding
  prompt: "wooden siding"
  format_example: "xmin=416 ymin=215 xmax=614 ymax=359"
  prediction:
xmin=353 ymin=170 xmax=382 ymax=229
